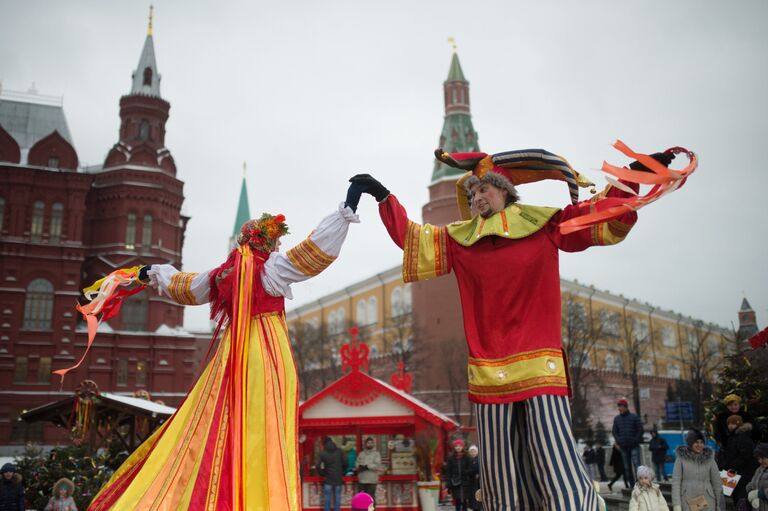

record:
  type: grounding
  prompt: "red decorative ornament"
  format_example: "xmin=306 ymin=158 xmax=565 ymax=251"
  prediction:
xmin=390 ymin=360 xmax=413 ymax=394
xmin=749 ymin=327 xmax=768 ymax=349
xmin=340 ymin=326 xmax=369 ymax=373
xmin=331 ymin=371 xmax=380 ymax=407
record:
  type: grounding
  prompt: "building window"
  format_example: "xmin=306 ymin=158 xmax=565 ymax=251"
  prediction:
xmin=50 ymin=202 xmax=63 ymax=243
xmin=138 ymin=120 xmax=150 ymax=141
xmin=13 ymin=357 xmax=28 ymax=383
xmin=356 ymin=300 xmax=367 ymax=326
xmin=605 ymin=353 xmax=624 ymax=372
xmin=403 ymin=284 xmax=412 ymax=313
xmin=707 ymin=337 xmax=720 ymax=357
xmin=122 ymin=295 xmax=147 ymax=331
xmin=667 ymin=363 xmax=681 ymax=379
xmin=37 ymin=356 xmax=52 ymax=383
xmin=633 ymin=318 xmax=650 ymax=343
xmin=136 ymin=361 xmax=147 ymax=386
xmin=0 ymin=197 xmax=5 ymax=232
xmin=143 ymin=67 xmax=153 ymax=86
xmin=391 ymin=287 xmax=403 ymax=317
xmin=23 ymin=278 xmax=54 ymax=330
xmin=661 ymin=326 xmax=676 ymax=348
xmin=48 ymin=156 xmax=59 ymax=168
xmin=31 ymin=200 xmax=45 ymax=241
xmin=117 ymin=359 xmax=128 ymax=386
xmin=141 ymin=214 xmax=153 ymax=253
xmin=126 ymin=213 xmax=136 ymax=249
xmin=638 ymin=359 xmax=654 ymax=376
xmin=367 ymin=297 xmax=377 ymax=325
xmin=599 ymin=310 xmax=621 ymax=338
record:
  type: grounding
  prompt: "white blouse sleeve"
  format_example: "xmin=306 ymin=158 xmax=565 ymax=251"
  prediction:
xmin=147 ymin=264 xmax=212 ymax=305
xmin=261 ymin=202 xmax=359 ymax=298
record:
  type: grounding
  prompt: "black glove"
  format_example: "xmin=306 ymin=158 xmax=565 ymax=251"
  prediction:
xmin=344 ymin=181 xmax=368 ymax=213
xmin=138 ymin=265 xmax=152 ymax=283
xmin=629 ymin=151 xmax=675 ymax=172
xmin=348 ymin=174 xmax=390 ymax=202
xmin=358 ymin=465 xmax=368 ymax=471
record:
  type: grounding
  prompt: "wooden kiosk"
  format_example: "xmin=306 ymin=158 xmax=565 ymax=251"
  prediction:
xmin=298 ymin=329 xmax=458 ymax=510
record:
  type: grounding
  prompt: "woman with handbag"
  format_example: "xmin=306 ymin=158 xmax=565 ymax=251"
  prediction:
xmin=671 ymin=429 xmax=723 ymax=511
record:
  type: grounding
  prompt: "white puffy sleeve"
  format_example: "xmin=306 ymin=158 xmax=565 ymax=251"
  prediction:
xmin=261 ymin=202 xmax=359 ymax=299
xmin=146 ymin=265 xmax=212 ymax=305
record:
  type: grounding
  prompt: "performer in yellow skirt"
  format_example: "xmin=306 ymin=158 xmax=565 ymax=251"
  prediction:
xmin=88 ymin=202 xmax=359 ymax=510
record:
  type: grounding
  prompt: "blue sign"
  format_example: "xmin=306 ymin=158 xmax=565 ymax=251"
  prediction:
xmin=666 ymin=402 xmax=694 ymax=422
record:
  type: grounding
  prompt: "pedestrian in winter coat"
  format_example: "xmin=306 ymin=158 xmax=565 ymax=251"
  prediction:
xmin=746 ymin=443 xmax=768 ymax=511
xmin=609 ymin=443 xmax=629 ymax=492
xmin=44 ymin=478 xmax=78 ymax=511
xmin=466 ymin=445 xmax=481 ymax=511
xmin=319 ymin=438 xmax=346 ymax=511
xmin=0 ymin=463 xmax=24 ymax=511
xmin=629 ymin=465 xmax=669 ymax=511
xmin=596 ymin=441 xmax=608 ymax=481
xmin=355 ymin=437 xmax=381 ymax=503
xmin=671 ymin=429 xmax=722 ymax=511
xmin=713 ymin=394 xmax=755 ymax=447
xmin=719 ymin=415 xmax=758 ymax=508
xmin=443 ymin=439 xmax=476 ymax=511
xmin=650 ymin=428 xmax=670 ymax=481
xmin=583 ymin=442 xmax=599 ymax=481
xmin=613 ymin=398 xmax=644 ymax=488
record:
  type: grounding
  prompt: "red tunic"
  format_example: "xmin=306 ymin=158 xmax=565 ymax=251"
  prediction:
xmin=379 ymin=184 xmax=638 ymax=404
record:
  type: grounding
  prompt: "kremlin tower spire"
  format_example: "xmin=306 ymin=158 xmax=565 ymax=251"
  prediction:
xmin=230 ymin=162 xmax=252 ymax=250
xmin=130 ymin=5 xmax=162 ymax=97
xmin=431 ymin=39 xmax=480 ymax=183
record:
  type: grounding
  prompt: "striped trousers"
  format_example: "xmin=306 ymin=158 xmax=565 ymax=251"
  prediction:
xmin=475 ymin=395 xmax=601 ymax=511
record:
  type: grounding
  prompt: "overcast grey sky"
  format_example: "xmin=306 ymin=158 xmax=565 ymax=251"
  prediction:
xmin=2 ymin=0 xmax=766 ymax=333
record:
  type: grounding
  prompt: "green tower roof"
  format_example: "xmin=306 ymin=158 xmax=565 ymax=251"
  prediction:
xmin=446 ymin=52 xmax=466 ymax=82
xmin=232 ymin=176 xmax=251 ymax=238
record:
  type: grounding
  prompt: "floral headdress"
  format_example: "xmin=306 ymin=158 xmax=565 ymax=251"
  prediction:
xmin=236 ymin=213 xmax=289 ymax=254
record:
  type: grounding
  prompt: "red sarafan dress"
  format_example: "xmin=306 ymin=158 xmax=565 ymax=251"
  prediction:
xmin=88 ymin=204 xmax=358 ymax=511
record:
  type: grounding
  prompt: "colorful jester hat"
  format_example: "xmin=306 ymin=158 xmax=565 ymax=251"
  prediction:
xmin=434 ymin=148 xmax=595 ymax=220
xmin=236 ymin=213 xmax=289 ymax=254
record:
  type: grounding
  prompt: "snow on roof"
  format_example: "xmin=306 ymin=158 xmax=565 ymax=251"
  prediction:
xmin=376 ymin=377 xmax=459 ymax=427
xmin=101 ymin=392 xmax=176 ymax=415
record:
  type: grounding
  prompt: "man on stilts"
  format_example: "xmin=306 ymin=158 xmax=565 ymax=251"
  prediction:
xmin=347 ymin=142 xmax=696 ymax=510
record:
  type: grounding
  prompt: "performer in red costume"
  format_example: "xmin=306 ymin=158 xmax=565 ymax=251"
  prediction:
xmin=347 ymin=143 xmax=696 ymax=510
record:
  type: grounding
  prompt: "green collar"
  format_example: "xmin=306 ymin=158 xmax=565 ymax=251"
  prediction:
xmin=446 ymin=203 xmax=560 ymax=246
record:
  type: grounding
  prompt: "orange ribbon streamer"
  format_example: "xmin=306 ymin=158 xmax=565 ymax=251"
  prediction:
xmin=558 ymin=140 xmax=697 ymax=235
xmin=53 ymin=268 xmax=145 ymax=387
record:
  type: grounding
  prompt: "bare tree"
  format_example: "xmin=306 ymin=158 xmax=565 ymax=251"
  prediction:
xmin=678 ymin=320 xmax=721 ymax=424
xmin=561 ymin=292 xmax=606 ymax=439
xmin=443 ymin=338 xmax=469 ymax=425
xmin=607 ymin=305 xmax=652 ymax=417
xmin=289 ymin=320 xmax=323 ymax=400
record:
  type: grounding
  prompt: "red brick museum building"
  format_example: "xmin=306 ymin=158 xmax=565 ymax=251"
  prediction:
xmin=0 ymin=24 xmax=208 ymax=448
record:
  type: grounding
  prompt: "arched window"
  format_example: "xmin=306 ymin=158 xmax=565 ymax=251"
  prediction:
xmin=30 ymin=201 xmax=45 ymax=241
xmin=356 ymin=300 xmax=367 ymax=326
xmin=403 ymin=284 xmax=412 ymax=313
xmin=141 ymin=214 xmax=153 ymax=253
xmin=50 ymin=202 xmax=63 ymax=243
xmin=391 ymin=287 xmax=403 ymax=317
xmin=23 ymin=278 xmax=54 ymax=330
xmin=143 ymin=67 xmax=153 ymax=86
xmin=138 ymin=120 xmax=150 ymax=141
xmin=367 ymin=297 xmax=377 ymax=325
xmin=666 ymin=363 xmax=681 ymax=379
xmin=125 ymin=213 xmax=136 ymax=250
xmin=122 ymin=294 xmax=147 ymax=331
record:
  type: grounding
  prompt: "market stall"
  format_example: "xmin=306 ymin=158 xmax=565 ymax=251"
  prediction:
xmin=298 ymin=331 xmax=458 ymax=510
